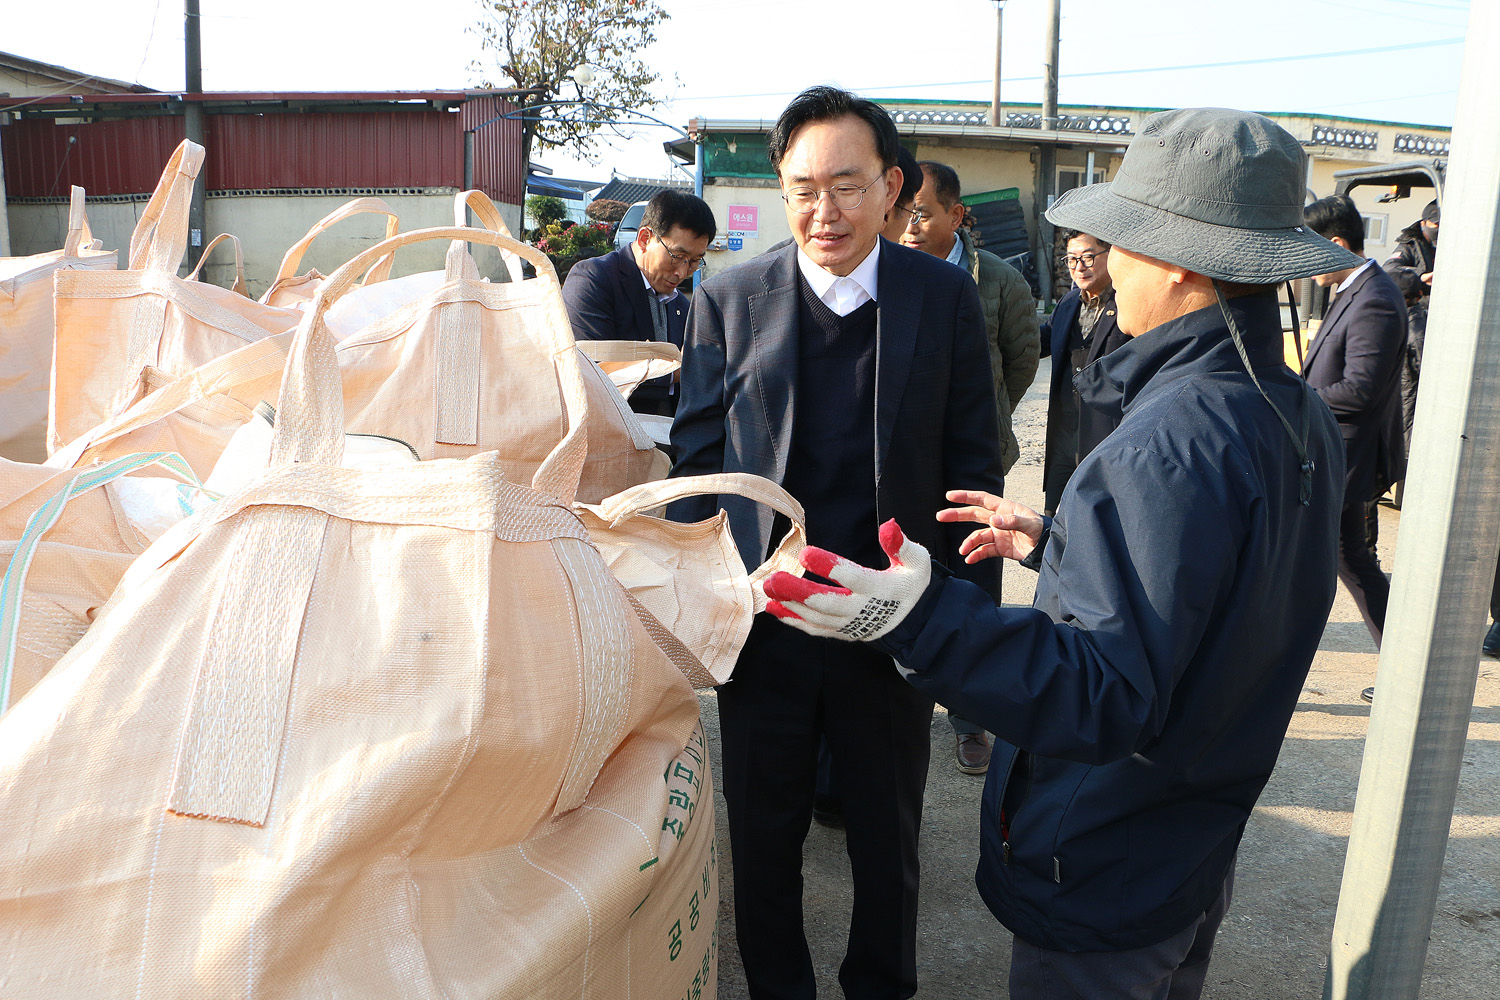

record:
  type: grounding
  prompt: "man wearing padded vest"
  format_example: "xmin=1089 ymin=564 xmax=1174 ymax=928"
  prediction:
xmin=668 ymin=86 xmax=1004 ymax=999
xmin=762 ymin=108 xmax=1350 ymax=1000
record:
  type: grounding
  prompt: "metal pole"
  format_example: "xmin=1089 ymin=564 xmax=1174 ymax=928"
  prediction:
xmin=1036 ymin=0 xmax=1061 ymax=308
xmin=1042 ymin=0 xmax=1060 ymax=130
xmin=183 ymin=0 xmax=206 ymax=271
xmin=1324 ymin=3 xmax=1500 ymax=997
xmin=986 ymin=1 xmax=1005 ymax=128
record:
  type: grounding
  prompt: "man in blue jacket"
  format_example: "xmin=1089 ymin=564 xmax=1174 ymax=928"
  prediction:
xmin=762 ymin=108 xmax=1352 ymax=999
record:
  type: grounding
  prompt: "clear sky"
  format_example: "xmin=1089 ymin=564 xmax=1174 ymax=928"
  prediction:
xmin=5 ymin=0 xmax=1472 ymax=184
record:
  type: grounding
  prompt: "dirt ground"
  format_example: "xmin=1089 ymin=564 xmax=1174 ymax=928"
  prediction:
xmin=702 ymin=357 xmax=1500 ymax=998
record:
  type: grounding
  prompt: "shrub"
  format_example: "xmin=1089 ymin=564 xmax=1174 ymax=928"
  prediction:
xmin=586 ymin=198 xmax=629 ymax=225
xmin=525 ymin=194 xmax=568 ymax=230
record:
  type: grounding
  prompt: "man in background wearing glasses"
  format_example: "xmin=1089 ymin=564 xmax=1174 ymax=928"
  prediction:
xmin=668 ymin=85 xmax=1004 ymax=999
xmin=900 ymin=158 xmax=1040 ymax=778
xmin=1040 ymin=229 xmax=1129 ymax=515
xmin=562 ymin=189 xmax=716 ymax=416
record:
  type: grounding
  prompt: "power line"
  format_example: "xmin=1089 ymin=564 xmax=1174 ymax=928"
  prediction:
xmin=674 ymin=36 xmax=1463 ymax=104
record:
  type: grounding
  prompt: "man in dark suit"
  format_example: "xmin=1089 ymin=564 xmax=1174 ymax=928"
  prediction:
xmin=1040 ymin=229 xmax=1130 ymax=515
xmin=562 ymin=189 xmax=716 ymax=415
xmin=669 ymin=86 xmax=1004 ymax=999
xmin=1303 ymin=194 xmax=1408 ymax=688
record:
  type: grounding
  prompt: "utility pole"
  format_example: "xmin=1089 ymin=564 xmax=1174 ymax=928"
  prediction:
xmin=184 ymin=0 xmax=206 ymax=271
xmin=1037 ymin=0 xmax=1061 ymax=307
xmin=1324 ymin=2 xmax=1500 ymax=997
xmin=986 ymin=1 xmax=1007 ymax=127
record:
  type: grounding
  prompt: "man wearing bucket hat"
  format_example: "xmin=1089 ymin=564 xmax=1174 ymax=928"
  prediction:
xmin=761 ymin=108 xmax=1351 ymax=998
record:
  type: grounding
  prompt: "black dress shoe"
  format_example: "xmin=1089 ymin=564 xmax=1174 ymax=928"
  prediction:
xmin=1484 ymin=621 xmax=1500 ymax=657
xmin=812 ymin=794 xmax=844 ymax=828
xmin=1360 ymin=687 xmax=1375 ymax=704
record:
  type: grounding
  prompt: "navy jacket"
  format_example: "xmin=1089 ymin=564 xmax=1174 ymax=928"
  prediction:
xmin=1040 ymin=287 xmax=1128 ymax=512
xmin=562 ymin=245 xmax=687 ymax=415
xmin=1301 ymin=262 xmax=1408 ymax=504
xmin=876 ymin=291 xmax=1344 ymax=951
xmin=668 ymin=239 xmax=1005 ymax=599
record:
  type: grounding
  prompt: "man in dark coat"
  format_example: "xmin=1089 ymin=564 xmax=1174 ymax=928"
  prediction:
xmin=1303 ymin=194 xmax=1409 ymax=672
xmin=762 ymin=108 xmax=1352 ymax=1000
xmin=1383 ymin=199 xmax=1439 ymax=297
xmin=669 ymin=86 xmax=1004 ymax=999
xmin=562 ymin=189 xmax=716 ymax=416
xmin=1040 ymin=229 xmax=1130 ymax=515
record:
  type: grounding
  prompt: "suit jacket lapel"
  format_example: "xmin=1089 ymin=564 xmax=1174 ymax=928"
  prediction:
xmin=874 ymin=240 xmax=922 ymax=482
xmin=1303 ymin=264 xmax=1369 ymax=376
xmin=747 ymin=245 xmax=801 ymax=484
xmin=615 ymin=247 xmax=656 ymax=341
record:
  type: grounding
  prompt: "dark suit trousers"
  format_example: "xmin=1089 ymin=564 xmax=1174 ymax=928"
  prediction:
xmin=1339 ymin=498 xmax=1390 ymax=646
xmin=717 ymin=615 xmax=933 ymax=1000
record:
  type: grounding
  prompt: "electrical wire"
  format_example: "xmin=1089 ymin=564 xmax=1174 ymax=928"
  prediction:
xmin=133 ymin=0 xmax=166 ymax=86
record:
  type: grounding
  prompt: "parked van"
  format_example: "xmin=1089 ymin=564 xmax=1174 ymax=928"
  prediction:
xmin=613 ymin=201 xmax=649 ymax=250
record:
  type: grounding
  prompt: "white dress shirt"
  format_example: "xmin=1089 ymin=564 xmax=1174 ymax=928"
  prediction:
xmin=796 ymin=240 xmax=881 ymax=317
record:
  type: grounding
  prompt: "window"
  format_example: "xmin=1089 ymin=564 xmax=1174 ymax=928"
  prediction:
xmin=1056 ymin=167 xmax=1107 ymax=196
xmin=1362 ymin=213 xmax=1389 ymax=247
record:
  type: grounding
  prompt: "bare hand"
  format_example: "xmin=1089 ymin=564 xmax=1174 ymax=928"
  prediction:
xmin=1422 ymin=272 xmax=1434 ymax=286
xmin=936 ymin=490 xmax=1044 ymax=563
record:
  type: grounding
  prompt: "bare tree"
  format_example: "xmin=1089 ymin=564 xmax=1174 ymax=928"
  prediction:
xmin=469 ymin=0 xmax=671 ymax=168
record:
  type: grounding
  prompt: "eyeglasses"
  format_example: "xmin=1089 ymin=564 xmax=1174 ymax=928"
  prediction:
xmin=903 ymin=208 xmax=931 ymax=229
xmin=782 ymin=179 xmax=877 ymax=214
xmin=654 ymin=232 xmax=706 ymax=271
xmin=1064 ymin=250 xmax=1108 ymax=270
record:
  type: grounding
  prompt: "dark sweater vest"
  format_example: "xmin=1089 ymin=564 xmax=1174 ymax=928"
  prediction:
xmin=778 ymin=271 xmax=880 ymax=569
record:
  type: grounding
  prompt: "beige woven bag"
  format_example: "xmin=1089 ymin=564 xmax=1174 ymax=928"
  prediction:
xmin=329 ymin=225 xmax=668 ymax=501
xmin=49 ymin=140 xmax=301 ymax=453
xmin=259 ymin=196 xmax=400 ymax=309
xmin=0 ymin=186 xmax=117 ymax=462
xmin=0 ymin=249 xmax=721 ymax=996
xmin=0 ymin=452 xmax=197 ymax=714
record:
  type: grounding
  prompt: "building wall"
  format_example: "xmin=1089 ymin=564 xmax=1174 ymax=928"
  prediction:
xmin=6 ymin=190 xmax=524 ymax=297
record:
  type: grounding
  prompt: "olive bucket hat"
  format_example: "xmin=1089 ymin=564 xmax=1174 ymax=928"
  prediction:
xmin=1046 ymin=107 xmax=1362 ymax=283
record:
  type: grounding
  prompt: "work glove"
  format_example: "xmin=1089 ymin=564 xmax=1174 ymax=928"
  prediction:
xmin=762 ymin=519 xmax=931 ymax=642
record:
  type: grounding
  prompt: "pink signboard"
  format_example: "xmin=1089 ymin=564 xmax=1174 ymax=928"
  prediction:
xmin=726 ymin=204 xmax=759 ymax=237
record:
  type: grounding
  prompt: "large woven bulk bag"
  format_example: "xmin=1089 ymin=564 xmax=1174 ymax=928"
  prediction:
xmin=50 ymin=224 xmax=668 ymax=495
xmin=49 ymin=140 xmax=301 ymax=452
xmin=258 ymin=197 xmax=400 ymax=310
xmin=0 ymin=267 xmax=719 ymax=997
xmin=327 ymin=226 xmax=666 ymax=501
xmin=0 ymin=186 xmax=117 ymax=462
xmin=0 ymin=452 xmax=194 ymax=714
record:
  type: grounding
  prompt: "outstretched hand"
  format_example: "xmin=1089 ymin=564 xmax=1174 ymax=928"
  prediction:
xmin=936 ymin=490 xmax=1044 ymax=563
xmin=762 ymin=519 xmax=931 ymax=643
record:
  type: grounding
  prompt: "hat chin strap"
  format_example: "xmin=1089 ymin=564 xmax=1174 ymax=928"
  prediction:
xmin=1212 ymin=282 xmax=1316 ymax=507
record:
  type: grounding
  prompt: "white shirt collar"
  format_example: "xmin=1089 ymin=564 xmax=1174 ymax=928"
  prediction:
xmin=1335 ymin=257 xmax=1374 ymax=295
xmin=944 ymin=238 xmax=964 ymax=267
xmin=796 ymin=239 xmax=881 ymax=317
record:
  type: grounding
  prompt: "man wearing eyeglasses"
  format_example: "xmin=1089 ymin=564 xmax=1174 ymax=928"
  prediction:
xmin=669 ymin=86 xmax=1004 ymax=999
xmin=1041 ymin=230 xmax=1130 ymax=515
xmin=900 ymin=159 xmax=1039 ymax=778
xmin=562 ymin=188 xmax=716 ymax=416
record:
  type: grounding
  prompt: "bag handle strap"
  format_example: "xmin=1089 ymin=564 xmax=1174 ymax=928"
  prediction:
xmin=62 ymin=185 xmax=98 ymax=257
xmin=267 ymin=196 xmax=401 ymax=290
xmin=273 ymin=227 xmax=587 ymax=499
xmin=452 ymin=189 xmax=524 ymax=283
xmin=0 ymin=452 xmax=200 ymax=714
xmin=186 ymin=233 xmax=249 ymax=297
xmin=584 ymin=472 xmax=808 ymax=609
xmin=128 ymin=140 xmax=205 ymax=273
xmin=49 ymin=334 xmax=291 ymax=470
